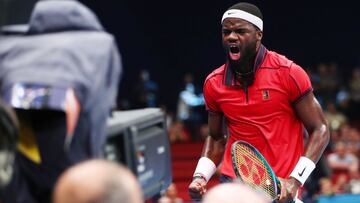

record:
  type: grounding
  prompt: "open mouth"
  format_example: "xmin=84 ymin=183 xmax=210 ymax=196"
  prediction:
xmin=229 ymin=45 xmax=240 ymax=53
xmin=228 ymin=45 xmax=240 ymax=60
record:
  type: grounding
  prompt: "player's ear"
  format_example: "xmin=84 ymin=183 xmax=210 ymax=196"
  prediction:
xmin=256 ymin=30 xmax=263 ymax=41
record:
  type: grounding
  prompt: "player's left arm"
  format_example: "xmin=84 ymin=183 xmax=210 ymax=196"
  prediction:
xmin=279 ymin=65 xmax=330 ymax=202
xmin=280 ymin=92 xmax=330 ymax=202
xmin=296 ymin=92 xmax=330 ymax=163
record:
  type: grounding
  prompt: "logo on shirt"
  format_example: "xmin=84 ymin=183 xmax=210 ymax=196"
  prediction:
xmin=262 ymin=90 xmax=270 ymax=100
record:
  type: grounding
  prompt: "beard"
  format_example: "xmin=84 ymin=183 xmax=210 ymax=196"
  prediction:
xmin=225 ymin=41 xmax=257 ymax=87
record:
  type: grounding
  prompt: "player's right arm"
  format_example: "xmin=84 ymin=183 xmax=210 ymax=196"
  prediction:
xmin=188 ymin=111 xmax=227 ymax=200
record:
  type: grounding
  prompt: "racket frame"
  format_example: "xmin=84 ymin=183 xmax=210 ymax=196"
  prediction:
xmin=231 ymin=140 xmax=281 ymax=200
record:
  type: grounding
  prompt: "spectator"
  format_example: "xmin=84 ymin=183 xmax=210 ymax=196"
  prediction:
xmin=318 ymin=177 xmax=335 ymax=196
xmin=158 ymin=183 xmax=183 ymax=203
xmin=336 ymin=87 xmax=351 ymax=114
xmin=317 ymin=63 xmax=339 ymax=104
xmin=327 ymin=141 xmax=359 ymax=184
xmin=347 ymin=68 xmax=360 ymax=125
xmin=168 ymin=120 xmax=190 ymax=143
xmin=176 ymin=73 xmax=204 ymax=140
xmin=132 ymin=69 xmax=159 ymax=108
xmin=324 ymin=101 xmax=347 ymax=131
xmin=202 ymin=182 xmax=270 ymax=203
xmin=343 ymin=127 xmax=360 ymax=157
xmin=53 ymin=159 xmax=143 ymax=203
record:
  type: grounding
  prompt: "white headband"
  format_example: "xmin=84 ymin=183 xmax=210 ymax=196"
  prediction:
xmin=221 ymin=9 xmax=263 ymax=31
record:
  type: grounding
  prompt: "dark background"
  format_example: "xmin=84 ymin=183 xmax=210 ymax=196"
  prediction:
xmin=1 ymin=0 xmax=360 ymax=112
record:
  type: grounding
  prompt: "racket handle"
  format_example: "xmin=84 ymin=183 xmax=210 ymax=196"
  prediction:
xmin=275 ymin=178 xmax=281 ymax=195
xmin=277 ymin=184 xmax=281 ymax=195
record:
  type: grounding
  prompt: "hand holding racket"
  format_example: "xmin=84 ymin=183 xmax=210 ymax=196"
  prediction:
xmin=188 ymin=176 xmax=207 ymax=201
xmin=231 ymin=141 xmax=303 ymax=203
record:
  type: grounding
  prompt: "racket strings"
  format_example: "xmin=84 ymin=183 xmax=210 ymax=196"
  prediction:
xmin=235 ymin=146 xmax=277 ymax=199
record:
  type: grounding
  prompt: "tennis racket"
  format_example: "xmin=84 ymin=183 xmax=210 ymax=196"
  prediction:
xmin=231 ymin=140 xmax=281 ymax=201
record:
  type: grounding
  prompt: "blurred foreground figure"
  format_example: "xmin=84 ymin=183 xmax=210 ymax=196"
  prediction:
xmin=0 ymin=0 xmax=122 ymax=202
xmin=203 ymin=182 xmax=270 ymax=203
xmin=53 ymin=159 xmax=143 ymax=203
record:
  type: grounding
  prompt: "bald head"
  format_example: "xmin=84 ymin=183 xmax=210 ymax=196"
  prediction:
xmin=53 ymin=160 xmax=143 ymax=203
xmin=203 ymin=183 xmax=270 ymax=203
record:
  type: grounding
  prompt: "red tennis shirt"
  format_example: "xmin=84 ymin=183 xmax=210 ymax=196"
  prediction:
xmin=204 ymin=45 xmax=312 ymax=179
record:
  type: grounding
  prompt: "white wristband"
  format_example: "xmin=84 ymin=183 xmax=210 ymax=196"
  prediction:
xmin=290 ymin=156 xmax=316 ymax=185
xmin=193 ymin=157 xmax=217 ymax=183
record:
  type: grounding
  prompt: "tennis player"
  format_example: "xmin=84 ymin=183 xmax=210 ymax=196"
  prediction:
xmin=188 ymin=2 xmax=329 ymax=203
